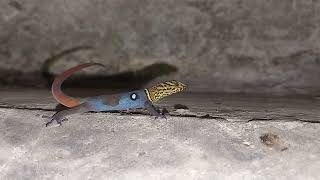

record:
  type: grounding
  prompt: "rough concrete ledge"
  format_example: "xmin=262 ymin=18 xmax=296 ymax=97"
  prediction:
xmin=0 ymin=89 xmax=319 ymax=179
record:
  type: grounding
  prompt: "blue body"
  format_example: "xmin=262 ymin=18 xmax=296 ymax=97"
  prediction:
xmin=86 ymin=90 xmax=148 ymax=111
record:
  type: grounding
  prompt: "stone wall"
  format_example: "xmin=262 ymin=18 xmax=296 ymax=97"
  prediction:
xmin=1 ymin=0 xmax=320 ymax=94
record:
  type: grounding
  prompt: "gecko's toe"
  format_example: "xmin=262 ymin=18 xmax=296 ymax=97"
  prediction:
xmin=45 ymin=120 xmax=53 ymax=127
xmin=45 ymin=116 xmax=68 ymax=127
xmin=154 ymin=113 xmax=167 ymax=120
xmin=57 ymin=118 xmax=68 ymax=125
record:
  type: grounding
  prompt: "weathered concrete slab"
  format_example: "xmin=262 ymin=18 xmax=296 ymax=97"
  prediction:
xmin=0 ymin=88 xmax=319 ymax=179
xmin=0 ymin=108 xmax=319 ymax=180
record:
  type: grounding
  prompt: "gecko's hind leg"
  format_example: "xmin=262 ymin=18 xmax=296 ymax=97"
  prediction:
xmin=45 ymin=111 xmax=69 ymax=127
xmin=45 ymin=103 xmax=93 ymax=127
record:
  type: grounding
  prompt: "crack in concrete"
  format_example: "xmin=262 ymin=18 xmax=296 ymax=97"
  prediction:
xmin=0 ymin=105 xmax=319 ymax=124
xmin=0 ymin=105 xmax=54 ymax=111
xmin=248 ymin=118 xmax=320 ymax=124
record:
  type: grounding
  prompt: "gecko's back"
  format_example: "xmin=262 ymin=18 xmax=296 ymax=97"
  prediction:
xmin=86 ymin=90 xmax=148 ymax=111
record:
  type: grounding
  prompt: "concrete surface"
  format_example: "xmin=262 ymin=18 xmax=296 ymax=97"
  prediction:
xmin=1 ymin=0 xmax=320 ymax=94
xmin=0 ymin=88 xmax=319 ymax=179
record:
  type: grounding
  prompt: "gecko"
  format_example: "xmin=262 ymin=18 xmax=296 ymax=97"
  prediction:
xmin=45 ymin=63 xmax=186 ymax=127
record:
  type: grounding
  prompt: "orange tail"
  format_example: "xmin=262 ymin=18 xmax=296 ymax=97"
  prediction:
xmin=51 ymin=63 xmax=105 ymax=107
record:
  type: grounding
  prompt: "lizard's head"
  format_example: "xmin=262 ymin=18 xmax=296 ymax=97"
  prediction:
xmin=144 ymin=80 xmax=187 ymax=102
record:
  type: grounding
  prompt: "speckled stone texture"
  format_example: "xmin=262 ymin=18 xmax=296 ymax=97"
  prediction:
xmin=1 ymin=0 xmax=320 ymax=94
xmin=0 ymin=89 xmax=319 ymax=180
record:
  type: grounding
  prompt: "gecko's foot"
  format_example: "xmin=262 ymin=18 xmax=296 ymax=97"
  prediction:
xmin=45 ymin=115 xmax=68 ymax=127
xmin=119 ymin=110 xmax=132 ymax=115
xmin=154 ymin=113 xmax=167 ymax=120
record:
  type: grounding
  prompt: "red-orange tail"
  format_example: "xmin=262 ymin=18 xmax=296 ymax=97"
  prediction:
xmin=51 ymin=63 xmax=105 ymax=107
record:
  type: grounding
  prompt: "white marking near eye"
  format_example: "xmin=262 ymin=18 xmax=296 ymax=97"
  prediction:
xmin=131 ymin=93 xmax=137 ymax=100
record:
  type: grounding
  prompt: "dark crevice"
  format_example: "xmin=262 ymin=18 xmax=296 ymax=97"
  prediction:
xmin=248 ymin=117 xmax=320 ymax=124
xmin=0 ymin=105 xmax=54 ymax=112
xmin=0 ymin=105 xmax=319 ymax=123
xmin=170 ymin=114 xmax=197 ymax=118
xmin=198 ymin=114 xmax=227 ymax=121
xmin=294 ymin=120 xmax=320 ymax=123
xmin=1 ymin=46 xmax=179 ymax=89
xmin=50 ymin=62 xmax=178 ymax=90
xmin=248 ymin=118 xmax=273 ymax=122
xmin=41 ymin=46 xmax=178 ymax=91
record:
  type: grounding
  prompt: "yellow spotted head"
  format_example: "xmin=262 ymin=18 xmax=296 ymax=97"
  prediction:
xmin=144 ymin=80 xmax=186 ymax=102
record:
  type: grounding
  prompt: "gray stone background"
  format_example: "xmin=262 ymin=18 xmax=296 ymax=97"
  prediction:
xmin=1 ymin=0 xmax=320 ymax=94
xmin=1 ymin=1 xmax=320 ymax=179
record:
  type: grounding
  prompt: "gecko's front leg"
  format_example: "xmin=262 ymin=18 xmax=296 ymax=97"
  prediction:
xmin=46 ymin=103 xmax=93 ymax=127
xmin=144 ymin=101 xmax=166 ymax=119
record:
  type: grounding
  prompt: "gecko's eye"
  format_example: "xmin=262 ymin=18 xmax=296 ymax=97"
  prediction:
xmin=130 ymin=93 xmax=139 ymax=101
